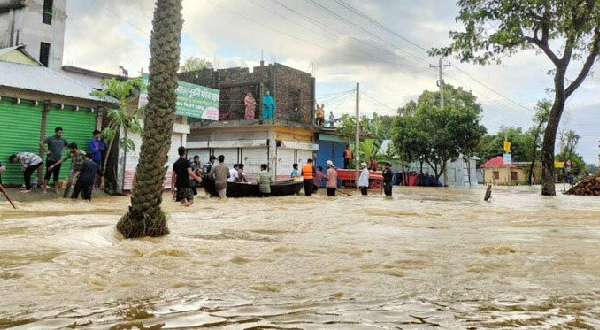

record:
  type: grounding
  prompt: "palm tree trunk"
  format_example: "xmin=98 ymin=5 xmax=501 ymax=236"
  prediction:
xmin=117 ymin=0 xmax=183 ymax=238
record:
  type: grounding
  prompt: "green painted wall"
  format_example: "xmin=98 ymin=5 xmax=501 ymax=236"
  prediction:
xmin=46 ymin=106 xmax=97 ymax=180
xmin=0 ymin=98 xmax=42 ymax=185
xmin=0 ymin=98 xmax=97 ymax=186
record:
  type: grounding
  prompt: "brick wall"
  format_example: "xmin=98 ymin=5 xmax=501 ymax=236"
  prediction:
xmin=179 ymin=63 xmax=314 ymax=124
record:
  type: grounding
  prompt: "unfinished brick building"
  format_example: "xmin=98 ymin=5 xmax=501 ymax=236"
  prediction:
xmin=179 ymin=61 xmax=316 ymax=125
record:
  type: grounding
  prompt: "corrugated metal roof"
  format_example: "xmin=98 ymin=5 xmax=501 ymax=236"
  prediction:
xmin=0 ymin=60 xmax=118 ymax=104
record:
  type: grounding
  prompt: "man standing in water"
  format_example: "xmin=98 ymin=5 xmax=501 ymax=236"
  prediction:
xmin=382 ymin=162 xmax=395 ymax=197
xmin=210 ymin=155 xmax=229 ymax=198
xmin=190 ymin=155 xmax=202 ymax=196
xmin=258 ymin=164 xmax=272 ymax=196
xmin=326 ymin=160 xmax=337 ymax=196
xmin=71 ymin=153 xmax=104 ymax=201
xmin=301 ymin=158 xmax=315 ymax=196
xmin=8 ymin=152 xmax=44 ymax=192
xmin=358 ymin=162 xmax=370 ymax=196
xmin=172 ymin=147 xmax=203 ymax=206
xmin=50 ymin=143 xmax=86 ymax=198
xmin=41 ymin=127 xmax=68 ymax=194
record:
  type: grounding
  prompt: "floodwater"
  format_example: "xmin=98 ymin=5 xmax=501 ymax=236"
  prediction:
xmin=1 ymin=186 xmax=600 ymax=329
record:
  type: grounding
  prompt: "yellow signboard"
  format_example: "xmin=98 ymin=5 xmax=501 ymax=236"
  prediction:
xmin=503 ymin=141 xmax=512 ymax=153
xmin=555 ymin=161 xmax=565 ymax=169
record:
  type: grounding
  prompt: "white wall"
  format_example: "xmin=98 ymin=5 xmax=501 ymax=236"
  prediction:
xmin=1 ymin=0 xmax=67 ymax=71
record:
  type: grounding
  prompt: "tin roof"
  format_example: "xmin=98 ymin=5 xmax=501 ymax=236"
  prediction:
xmin=0 ymin=60 xmax=117 ymax=104
xmin=481 ymin=156 xmax=517 ymax=168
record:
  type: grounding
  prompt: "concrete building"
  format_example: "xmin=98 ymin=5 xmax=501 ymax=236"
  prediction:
xmin=0 ymin=0 xmax=67 ymax=71
xmin=62 ymin=65 xmax=127 ymax=90
xmin=405 ymin=156 xmax=479 ymax=187
xmin=480 ymin=156 xmax=542 ymax=185
xmin=180 ymin=61 xmax=316 ymax=125
xmin=184 ymin=62 xmax=319 ymax=181
xmin=0 ymin=45 xmax=116 ymax=186
xmin=187 ymin=120 xmax=317 ymax=181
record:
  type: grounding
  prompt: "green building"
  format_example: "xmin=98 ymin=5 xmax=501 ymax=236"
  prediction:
xmin=0 ymin=45 xmax=116 ymax=186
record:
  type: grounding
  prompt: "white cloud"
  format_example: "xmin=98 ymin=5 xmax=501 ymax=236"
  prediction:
xmin=63 ymin=0 xmax=600 ymax=163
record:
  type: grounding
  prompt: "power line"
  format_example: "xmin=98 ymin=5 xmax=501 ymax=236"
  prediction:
xmin=305 ymin=0 xmax=433 ymax=69
xmin=89 ymin=0 xmax=149 ymax=37
xmin=327 ymin=0 xmax=536 ymax=113
xmin=205 ymin=0 xmax=434 ymax=80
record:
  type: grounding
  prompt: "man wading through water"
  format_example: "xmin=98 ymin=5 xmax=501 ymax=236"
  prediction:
xmin=301 ymin=158 xmax=315 ymax=196
xmin=172 ymin=147 xmax=202 ymax=206
xmin=210 ymin=155 xmax=229 ymax=198
xmin=51 ymin=143 xmax=86 ymax=198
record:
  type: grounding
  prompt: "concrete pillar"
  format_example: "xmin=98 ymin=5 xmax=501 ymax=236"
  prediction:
xmin=267 ymin=127 xmax=277 ymax=180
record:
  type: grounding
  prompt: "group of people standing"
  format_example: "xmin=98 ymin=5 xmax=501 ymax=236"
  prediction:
xmin=293 ymin=158 xmax=339 ymax=197
xmin=315 ymin=104 xmax=335 ymax=127
xmin=243 ymin=90 xmax=275 ymax=120
xmin=2 ymin=127 xmax=105 ymax=201
xmin=172 ymin=147 xmax=275 ymax=205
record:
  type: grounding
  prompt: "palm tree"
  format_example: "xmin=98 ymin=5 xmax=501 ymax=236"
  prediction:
xmin=117 ymin=0 xmax=183 ymax=238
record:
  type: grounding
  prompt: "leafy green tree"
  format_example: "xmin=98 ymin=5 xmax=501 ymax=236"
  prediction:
xmin=337 ymin=112 xmax=397 ymax=165
xmin=118 ymin=0 xmax=183 ymax=238
xmin=180 ymin=57 xmax=213 ymax=73
xmin=586 ymin=164 xmax=599 ymax=175
xmin=433 ymin=0 xmax=600 ymax=196
xmin=393 ymin=85 xmax=487 ymax=184
xmin=92 ymin=78 xmax=144 ymax=193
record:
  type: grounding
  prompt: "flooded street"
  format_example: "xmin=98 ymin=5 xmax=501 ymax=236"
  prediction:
xmin=1 ymin=186 xmax=600 ymax=329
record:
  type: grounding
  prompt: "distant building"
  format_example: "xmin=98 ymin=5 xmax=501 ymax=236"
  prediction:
xmin=180 ymin=61 xmax=316 ymax=125
xmin=62 ymin=66 xmax=127 ymax=90
xmin=0 ymin=0 xmax=67 ymax=71
xmin=480 ymin=156 xmax=542 ymax=185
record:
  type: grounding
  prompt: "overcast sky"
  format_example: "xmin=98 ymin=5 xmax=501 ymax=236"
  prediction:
xmin=63 ymin=0 xmax=599 ymax=164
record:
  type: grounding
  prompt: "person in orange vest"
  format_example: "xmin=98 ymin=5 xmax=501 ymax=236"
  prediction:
xmin=301 ymin=158 xmax=315 ymax=196
xmin=343 ymin=147 xmax=352 ymax=169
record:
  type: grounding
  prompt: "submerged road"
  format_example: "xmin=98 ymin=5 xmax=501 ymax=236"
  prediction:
xmin=1 ymin=186 xmax=599 ymax=329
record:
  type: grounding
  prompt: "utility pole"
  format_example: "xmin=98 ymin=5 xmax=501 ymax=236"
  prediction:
xmin=431 ymin=58 xmax=450 ymax=186
xmin=430 ymin=57 xmax=451 ymax=110
xmin=356 ymin=83 xmax=360 ymax=192
xmin=505 ymin=131 xmax=511 ymax=186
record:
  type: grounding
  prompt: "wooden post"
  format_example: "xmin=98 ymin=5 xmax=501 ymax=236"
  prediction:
xmin=38 ymin=100 xmax=51 ymax=186
xmin=484 ymin=184 xmax=492 ymax=201
xmin=355 ymin=83 xmax=360 ymax=192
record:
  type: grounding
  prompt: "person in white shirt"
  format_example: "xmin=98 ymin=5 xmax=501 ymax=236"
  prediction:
xmin=358 ymin=162 xmax=370 ymax=196
xmin=227 ymin=164 xmax=239 ymax=182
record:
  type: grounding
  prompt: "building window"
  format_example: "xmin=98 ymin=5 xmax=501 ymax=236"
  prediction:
xmin=511 ymin=172 xmax=518 ymax=181
xmin=43 ymin=0 xmax=53 ymax=25
xmin=39 ymin=42 xmax=51 ymax=67
xmin=493 ymin=171 xmax=500 ymax=180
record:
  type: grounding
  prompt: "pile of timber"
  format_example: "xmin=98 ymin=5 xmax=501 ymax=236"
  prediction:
xmin=565 ymin=172 xmax=600 ymax=196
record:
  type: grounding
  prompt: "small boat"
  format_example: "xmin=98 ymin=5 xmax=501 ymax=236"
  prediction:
xmin=269 ymin=180 xmax=303 ymax=196
xmin=202 ymin=180 xmax=302 ymax=197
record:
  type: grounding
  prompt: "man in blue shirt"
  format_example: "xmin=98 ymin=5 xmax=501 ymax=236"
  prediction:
xmin=89 ymin=130 xmax=105 ymax=166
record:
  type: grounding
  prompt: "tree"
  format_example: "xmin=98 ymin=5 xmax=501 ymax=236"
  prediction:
xmin=117 ymin=0 xmax=183 ymax=238
xmin=526 ymin=100 xmax=551 ymax=184
xmin=92 ymin=78 xmax=144 ymax=193
xmin=180 ymin=57 xmax=212 ymax=73
xmin=433 ymin=0 xmax=600 ymax=196
xmin=393 ymin=85 xmax=487 ymax=185
xmin=337 ymin=112 xmax=397 ymax=165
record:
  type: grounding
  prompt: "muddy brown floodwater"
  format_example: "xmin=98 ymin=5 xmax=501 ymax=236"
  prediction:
xmin=1 ymin=186 xmax=600 ymax=329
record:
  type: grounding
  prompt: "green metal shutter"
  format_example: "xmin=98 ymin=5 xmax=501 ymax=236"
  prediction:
xmin=0 ymin=98 xmax=43 ymax=185
xmin=46 ymin=106 xmax=97 ymax=180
